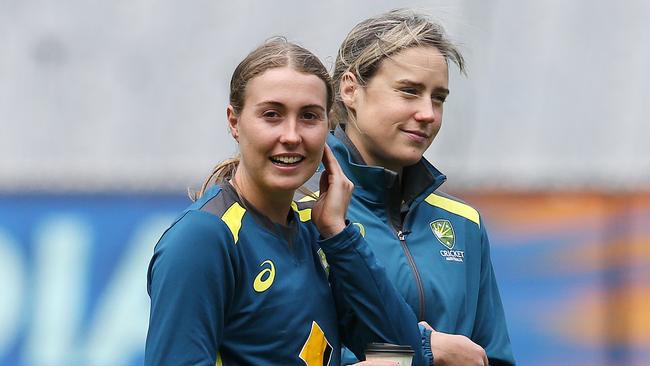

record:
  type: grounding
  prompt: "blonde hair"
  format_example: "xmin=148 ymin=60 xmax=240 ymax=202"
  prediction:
xmin=331 ymin=9 xmax=466 ymax=125
xmin=190 ymin=38 xmax=333 ymax=201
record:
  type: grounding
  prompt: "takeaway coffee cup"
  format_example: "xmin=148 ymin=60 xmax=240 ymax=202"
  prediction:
xmin=365 ymin=343 xmax=414 ymax=366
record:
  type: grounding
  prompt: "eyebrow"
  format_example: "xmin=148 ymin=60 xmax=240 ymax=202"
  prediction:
xmin=255 ymin=101 xmax=326 ymax=112
xmin=395 ymin=79 xmax=450 ymax=96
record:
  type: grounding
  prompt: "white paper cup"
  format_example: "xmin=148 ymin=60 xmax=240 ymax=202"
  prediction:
xmin=365 ymin=343 xmax=414 ymax=366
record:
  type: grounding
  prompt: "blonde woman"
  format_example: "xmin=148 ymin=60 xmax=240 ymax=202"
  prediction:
xmin=296 ymin=10 xmax=515 ymax=366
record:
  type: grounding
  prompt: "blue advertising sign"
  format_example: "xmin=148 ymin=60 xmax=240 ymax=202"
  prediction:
xmin=0 ymin=194 xmax=187 ymax=366
xmin=2 ymin=193 xmax=649 ymax=365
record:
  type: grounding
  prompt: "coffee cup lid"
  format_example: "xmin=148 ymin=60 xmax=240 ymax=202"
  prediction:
xmin=365 ymin=343 xmax=414 ymax=354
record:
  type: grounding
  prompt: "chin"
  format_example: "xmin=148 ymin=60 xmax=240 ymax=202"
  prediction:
xmin=267 ymin=177 xmax=308 ymax=193
xmin=392 ymin=152 xmax=423 ymax=168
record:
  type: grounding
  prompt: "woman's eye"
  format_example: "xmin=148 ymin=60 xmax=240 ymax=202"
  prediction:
xmin=262 ymin=111 xmax=281 ymax=119
xmin=302 ymin=112 xmax=322 ymax=121
xmin=399 ymin=88 xmax=419 ymax=96
xmin=432 ymin=95 xmax=447 ymax=105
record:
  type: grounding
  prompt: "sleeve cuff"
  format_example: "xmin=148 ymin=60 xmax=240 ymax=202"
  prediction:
xmin=317 ymin=220 xmax=358 ymax=252
xmin=419 ymin=323 xmax=435 ymax=366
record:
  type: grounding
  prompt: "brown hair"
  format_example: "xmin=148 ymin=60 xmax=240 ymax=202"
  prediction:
xmin=331 ymin=9 xmax=466 ymax=125
xmin=190 ymin=37 xmax=333 ymax=200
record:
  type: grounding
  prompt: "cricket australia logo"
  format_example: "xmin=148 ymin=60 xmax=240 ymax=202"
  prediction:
xmin=431 ymin=219 xmax=455 ymax=248
xmin=430 ymin=219 xmax=464 ymax=263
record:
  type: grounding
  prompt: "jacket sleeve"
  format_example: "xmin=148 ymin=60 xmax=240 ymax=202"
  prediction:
xmin=471 ymin=223 xmax=516 ymax=365
xmin=145 ymin=210 xmax=237 ymax=366
xmin=318 ymin=222 xmax=433 ymax=366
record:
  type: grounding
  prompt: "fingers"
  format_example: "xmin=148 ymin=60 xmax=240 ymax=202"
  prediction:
xmin=319 ymin=145 xmax=335 ymax=194
xmin=320 ymin=144 xmax=333 ymax=171
xmin=318 ymin=165 xmax=329 ymax=194
xmin=321 ymin=144 xmax=342 ymax=175
xmin=312 ymin=144 xmax=353 ymax=238
xmin=319 ymin=144 xmax=353 ymax=195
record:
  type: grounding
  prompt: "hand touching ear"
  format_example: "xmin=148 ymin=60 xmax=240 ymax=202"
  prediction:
xmin=311 ymin=145 xmax=354 ymax=238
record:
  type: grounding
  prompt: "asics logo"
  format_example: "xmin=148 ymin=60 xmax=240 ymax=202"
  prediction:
xmin=352 ymin=222 xmax=366 ymax=237
xmin=253 ymin=260 xmax=275 ymax=293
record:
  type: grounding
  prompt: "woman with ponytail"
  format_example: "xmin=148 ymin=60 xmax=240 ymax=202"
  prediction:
xmin=144 ymin=38 xmax=434 ymax=366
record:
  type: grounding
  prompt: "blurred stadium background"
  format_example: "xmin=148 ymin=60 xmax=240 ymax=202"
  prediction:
xmin=1 ymin=0 xmax=649 ymax=365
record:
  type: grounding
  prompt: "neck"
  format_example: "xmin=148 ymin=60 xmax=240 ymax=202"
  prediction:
xmin=230 ymin=171 xmax=293 ymax=226
xmin=346 ymin=127 xmax=403 ymax=175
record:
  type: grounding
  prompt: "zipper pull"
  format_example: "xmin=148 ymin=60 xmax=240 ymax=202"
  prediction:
xmin=397 ymin=230 xmax=405 ymax=241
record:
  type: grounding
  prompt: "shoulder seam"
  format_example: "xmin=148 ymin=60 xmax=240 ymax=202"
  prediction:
xmin=424 ymin=192 xmax=480 ymax=227
xmin=198 ymin=189 xmax=247 ymax=244
xmin=178 ymin=209 xmax=241 ymax=245
xmin=219 ymin=202 xmax=246 ymax=243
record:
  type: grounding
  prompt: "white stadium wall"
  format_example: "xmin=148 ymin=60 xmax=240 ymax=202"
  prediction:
xmin=1 ymin=0 xmax=649 ymax=192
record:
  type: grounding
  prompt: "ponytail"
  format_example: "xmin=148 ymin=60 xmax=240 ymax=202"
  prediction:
xmin=189 ymin=155 xmax=240 ymax=201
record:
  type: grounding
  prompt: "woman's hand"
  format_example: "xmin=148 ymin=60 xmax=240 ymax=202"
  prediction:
xmin=311 ymin=145 xmax=354 ymax=238
xmin=419 ymin=321 xmax=488 ymax=366
xmin=351 ymin=361 xmax=399 ymax=366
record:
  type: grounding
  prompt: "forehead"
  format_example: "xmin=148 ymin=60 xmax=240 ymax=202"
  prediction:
xmin=245 ymin=67 xmax=327 ymax=107
xmin=371 ymin=46 xmax=449 ymax=86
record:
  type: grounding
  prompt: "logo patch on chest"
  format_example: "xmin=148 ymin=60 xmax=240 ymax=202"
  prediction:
xmin=430 ymin=219 xmax=455 ymax=248
xmin=253 ymin=260 xmax=275 ymax=292
xmin=430 ymin=219 xmax=464 ymax=263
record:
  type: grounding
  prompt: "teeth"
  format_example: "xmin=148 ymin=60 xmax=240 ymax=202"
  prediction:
xmin=271 ymin=156 xmax=303 ymax=164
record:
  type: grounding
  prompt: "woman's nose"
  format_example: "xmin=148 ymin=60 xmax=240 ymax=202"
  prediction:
xmin=413 ymin=99 xmax=437 ymax=123
xmin=278 ymin=118 xmax=302 ymax=145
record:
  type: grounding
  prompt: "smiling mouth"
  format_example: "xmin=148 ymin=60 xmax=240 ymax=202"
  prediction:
xmin=269 ymin=155 xmax=305 ymax=166
xmin=402 ymin=129 xmax=430 ymax=138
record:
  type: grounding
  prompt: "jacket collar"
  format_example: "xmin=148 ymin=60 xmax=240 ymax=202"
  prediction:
xmin=329 ymin=124 xmax=447 ymax=205
xmin=221 ymin=181 xmax=299 ymax=240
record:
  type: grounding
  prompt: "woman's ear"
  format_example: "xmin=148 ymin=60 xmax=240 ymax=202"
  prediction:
xmin=339 ymin=72 xmax=360 ymax=110
xmin=226 ymin=105 xmax=239 ymax=142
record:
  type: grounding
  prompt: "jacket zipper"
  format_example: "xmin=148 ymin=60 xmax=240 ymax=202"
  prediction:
xmin=396 ymin=228 xmax=426 ymax=321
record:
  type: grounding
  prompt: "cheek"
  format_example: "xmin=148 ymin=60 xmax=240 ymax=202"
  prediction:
xmin=238 ymin=141 xmax=261 ymax=167
xmin=434 ymin=109 xmax=444 ymax=128
xmin=239 ymin=132 xmax=272 ymax=160
xmin=434 ymin=117 xmax=443 ymax=131
xmin=305 ymin=125 xmax=328 ymax=146
xmin=382 ymin=101 xmax=414 ymax=125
